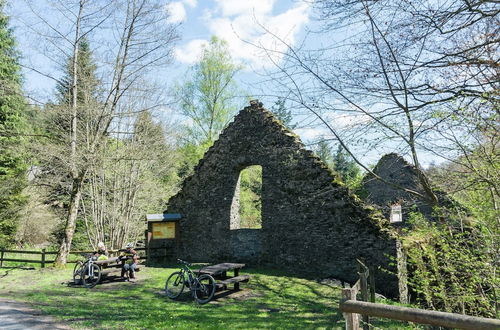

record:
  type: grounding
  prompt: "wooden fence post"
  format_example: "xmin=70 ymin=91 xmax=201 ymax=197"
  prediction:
xmin=369 ymin=266 xmax=376 ymax=303
xmin=342 ymin=288 xmax=360 ymax=330
xmin=357 ymin=260 xmax=370 ymax=330
xmin=41 ymin=248 xmax=46 ymax=268
xmin=0 ymin=248 xmax=4 ymax=267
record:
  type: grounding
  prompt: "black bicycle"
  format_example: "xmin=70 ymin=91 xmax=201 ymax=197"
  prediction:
xmin=164 ymin=259 xmax=216 ymax=304
xmin=73 ymin=253 xmax=101 ymax=288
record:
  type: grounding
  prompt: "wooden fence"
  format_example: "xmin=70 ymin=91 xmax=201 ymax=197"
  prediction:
xmin=340 ymin=260 xmax=500 ymax=330
xmin=0 ymin=247 xmax=153 ymax=268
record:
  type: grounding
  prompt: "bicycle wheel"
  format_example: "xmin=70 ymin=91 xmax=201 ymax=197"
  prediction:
xmin=165 ymin=271 xmax=185 ymax=299
xmin=72 ymin=261 xmax=84 ymax=285
xmin=82 ymin=264 xmax=101 ymax=288
xmin=193 ymin=274 xmax=216 ymax=304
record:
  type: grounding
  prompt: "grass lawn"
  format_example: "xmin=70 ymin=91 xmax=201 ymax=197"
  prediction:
xmin=0 ymin=265 xmax=421 ymax=329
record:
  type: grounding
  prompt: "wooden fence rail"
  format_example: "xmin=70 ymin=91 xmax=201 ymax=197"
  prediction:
xmin=0 ymin=247 xmax=155 ymax=268
xmin=340 ymin=300 xmax=500 ymax=330
xmin=340 ymin=259 xmax=500 ymax=330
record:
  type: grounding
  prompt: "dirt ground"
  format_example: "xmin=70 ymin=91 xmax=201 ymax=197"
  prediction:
xmin=0 ymin=299 xmax=72 ymax=330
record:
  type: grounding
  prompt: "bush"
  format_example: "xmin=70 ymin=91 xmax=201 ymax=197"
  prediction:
xmin=401 ymin=210 xmax=497 ymax=317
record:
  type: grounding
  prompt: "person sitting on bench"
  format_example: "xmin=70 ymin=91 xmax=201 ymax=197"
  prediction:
xmin=95 ymin=241 xmax=109 ymax=261
xmin=119 ymin=243 xmax=139 ymax=281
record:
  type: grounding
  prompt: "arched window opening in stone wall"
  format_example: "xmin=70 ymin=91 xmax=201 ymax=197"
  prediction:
xmin=230 ymin=165 xmax=262 ymax=230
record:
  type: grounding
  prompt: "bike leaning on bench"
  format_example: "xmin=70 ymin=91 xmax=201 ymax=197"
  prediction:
xmin=165 ymin=259 xmax=216 ymax=304
xmin=73 ymin=253 xmax=101 ymax=288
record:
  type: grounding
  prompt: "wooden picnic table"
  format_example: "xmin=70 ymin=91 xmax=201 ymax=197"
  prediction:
xmin=197 ymin=263 xmax=249 ymax=290
xmin=85 ymin=257 xmax=141 ymax=280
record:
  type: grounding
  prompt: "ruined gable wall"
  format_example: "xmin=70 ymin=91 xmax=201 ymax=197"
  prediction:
xmin=165 ymin=102 xmax=398 ymax=296
xmin=361 ymin=153 xmax=433 ymax=220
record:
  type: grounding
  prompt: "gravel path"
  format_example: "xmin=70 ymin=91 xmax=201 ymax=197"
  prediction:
xmin=0 ymin=299 xmax=71 ymax=330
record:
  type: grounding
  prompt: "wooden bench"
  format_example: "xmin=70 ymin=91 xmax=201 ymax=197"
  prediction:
xmin=94 ymin=257 xmax=142 ymax=277
xmin=216 ymin=275 xmax=250 ymax=290
xmin=197 ymin=263 xmax=250 ymax=290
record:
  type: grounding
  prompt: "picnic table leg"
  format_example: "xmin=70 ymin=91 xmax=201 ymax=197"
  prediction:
xmin=234 ymin=268 xmax=240 ymax=290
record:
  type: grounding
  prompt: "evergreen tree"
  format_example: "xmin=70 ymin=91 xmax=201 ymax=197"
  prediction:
xmin=56 ymin=38 xmax=99 ymax=105
xmin=40 ymin=37 xmax=102 ymax=253
xmin=0 ymin=1 xmax=28 ymax=248
xmin=271 ymin=97 xmax=295 ymax=129
xmin=315 ymin=140 xmax=334 ymax=168
xmin=332 ymin=144 xmax=360 ymax=183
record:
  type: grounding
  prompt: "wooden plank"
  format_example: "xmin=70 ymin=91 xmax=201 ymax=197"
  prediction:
xmin=218 ymin=275 xmax=250 ymax=285
xmin=102 ymin=266 xmax=142 ymax=275
xmin=197 ymin=263 xmax=245 ymax=276
xmin=1 ymin=258 xmax=44 ymax=263
xmin=94 ymin=257 xmax=119 ymax=265
xmin=41 ymin=249 xmax=46 ymax=268
xmin=340 ymin=300 xmax=500 ymax=330
xmin=2 ymin=250 xmax=44 ymax=254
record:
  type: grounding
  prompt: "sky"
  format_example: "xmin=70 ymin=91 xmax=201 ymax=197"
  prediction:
xmin=167 ymin=0 xmax=310 ymax=69
xmin=8 ymin=0 xmax=312 ymax=108
xmin=6 ymin=0 xmax=444 ymax=168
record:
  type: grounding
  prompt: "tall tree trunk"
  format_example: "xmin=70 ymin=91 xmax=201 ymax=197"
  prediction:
xmin=54 ymin=1 xmax=84 ymax=267
xmin=54 ymin=174 xmax=84 ymax=265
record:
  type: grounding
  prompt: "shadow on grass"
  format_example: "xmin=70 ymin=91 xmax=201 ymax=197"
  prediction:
xmin=0 ymin=266 xmax=417 ymax=329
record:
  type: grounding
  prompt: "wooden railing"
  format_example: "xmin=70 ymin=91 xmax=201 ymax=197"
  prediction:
xmin=341 ymin=259 xmax=376 ymax=330
xmin=340 ymin=259 xmax=500 ymax=330
xmin=0 ymin=247 xmax=154 ymax=268
xmin=340 ymin=300 xmax=500 ymax=330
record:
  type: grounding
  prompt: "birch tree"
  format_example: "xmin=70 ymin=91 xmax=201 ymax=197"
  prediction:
xmin=23 ymin=0 xmax=178 ymax=265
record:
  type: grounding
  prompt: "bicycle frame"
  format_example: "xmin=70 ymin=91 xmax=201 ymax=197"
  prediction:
xmin=178 ymin=262 xmax=200 ymax=291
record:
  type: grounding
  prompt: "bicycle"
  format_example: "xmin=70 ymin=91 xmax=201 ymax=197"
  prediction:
xmin=164 ymin=259 xmax=216 ymax=304
xmin=73 ymin=253 xmax=102 ymax=288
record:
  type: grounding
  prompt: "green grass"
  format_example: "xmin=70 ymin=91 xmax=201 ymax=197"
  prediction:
xmin=0 ymin=265 xmax=421 ymax=329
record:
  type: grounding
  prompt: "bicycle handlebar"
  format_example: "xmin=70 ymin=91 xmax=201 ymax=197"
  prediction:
xmin=177 ymin=259 xmax=192 ymax=266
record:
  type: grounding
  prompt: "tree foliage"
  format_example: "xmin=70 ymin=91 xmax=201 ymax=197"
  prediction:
xmin=271 ymin=97 xmax=295 ymax=129
xmin=0 ymin=1 xmax=28 ymax=248
xmin=402 ymin=211 xmax=497 ymax=317
xmin=22 ymin=0 xmax=179 ymax=264
xmin=175 ymin=36 xmax=242 ymax=146
xmin=239 ymin=165 xmax=262 ymax=229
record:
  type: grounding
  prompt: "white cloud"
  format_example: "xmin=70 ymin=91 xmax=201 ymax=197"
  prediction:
xmin=174 ymin=39 xmax=209 ymax=64
xmin=325 ymin=112 xmax=372 ymax=130
xmin=166 ymin=2 xmax=187 ymax=24
xmin=174 ymin=1 xmax=311 ymax=69
xmin=182 ymin=0 xmax=197 ymax=8
xmin=214 ymin=0 xmax=276 ymax=17
xmin=295 ymin=127 xmax=325 ymax=140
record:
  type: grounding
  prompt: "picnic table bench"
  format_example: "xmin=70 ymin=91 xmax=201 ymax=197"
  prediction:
xmin=197 ymin=263 xmax=250 ymax=290
xmin=74 ymin=256 xmax=142 ymax=288
xmin=93 ymin=257 xmax=142 ymax=276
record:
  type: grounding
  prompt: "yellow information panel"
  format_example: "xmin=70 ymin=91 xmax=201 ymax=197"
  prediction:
xmin=152 ymin=222 xmax=176 ymax=239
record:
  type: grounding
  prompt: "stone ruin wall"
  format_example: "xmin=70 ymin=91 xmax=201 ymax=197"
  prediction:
xmin=361 ymin=153 xmax=433 ymax=221
xmin=164 ymin=101 xmax=398 ymax=297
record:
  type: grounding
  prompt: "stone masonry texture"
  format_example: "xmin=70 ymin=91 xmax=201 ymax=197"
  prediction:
xmin=162 ymin=101 xmax=398 ymax=297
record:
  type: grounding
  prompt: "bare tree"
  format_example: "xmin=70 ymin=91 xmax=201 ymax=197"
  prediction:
xmin=22 ymin=0 xmax=178 ymax=265
xmin=81 ymin=111 xmax=180 ymax=250
xmin=254 ymin=0 xmax=498 ymax=207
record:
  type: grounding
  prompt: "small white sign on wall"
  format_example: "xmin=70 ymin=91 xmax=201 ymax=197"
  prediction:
xmin=390 ymin=204 xmax=403 ymax=223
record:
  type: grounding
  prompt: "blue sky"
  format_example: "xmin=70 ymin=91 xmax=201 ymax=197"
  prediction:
xmin=168 ymin=0 xmax=310 ymax=69
xmin=6 ymin=0 xmax=444 ymax=167
xmin=8 ymin=0 xmax=312 ymax=109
